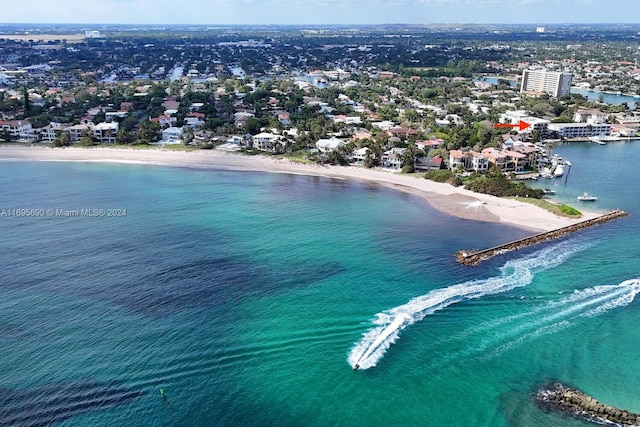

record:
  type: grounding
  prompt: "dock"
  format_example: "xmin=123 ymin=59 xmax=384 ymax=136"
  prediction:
xmin=456 ymin=209 xmax=629 ymax=266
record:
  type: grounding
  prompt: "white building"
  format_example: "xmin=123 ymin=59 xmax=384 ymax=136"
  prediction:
xmin=548 ymin=123 xmax=612 ymax=139
xmin=65 ymin=123 xmax=94 ymax=143
xmin=251 ymin=132 xmax=280 ymax=151
xmin=382 ymin=147 xmax=407 ymax=169
xmin=499 ymin=110 xmax=550 ymax=134
xmin=315 ymin=137 xmax=345 ymax=153
xmin=161 ymin=127 xmax=183 ymax=143
xmin=0 ymin=120 xmax=33 ymax=140
xmin=573 ymin=109 xmax=607 ymax=124
xmin=92 ymin=122 xmax=119 ymax=143
xmin=520 ymin=69 xmax=572 ymax=98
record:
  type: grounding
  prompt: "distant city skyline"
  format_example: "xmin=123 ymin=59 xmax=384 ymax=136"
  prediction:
xmin=0 ymin=0 xmax=638 ymax=26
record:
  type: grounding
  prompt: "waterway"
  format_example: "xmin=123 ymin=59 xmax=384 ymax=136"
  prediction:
xmin=570 ymin=87 xmax=639 ymax=106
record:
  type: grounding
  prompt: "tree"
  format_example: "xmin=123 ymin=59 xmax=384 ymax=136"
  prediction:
xmin=181 ymin=127 xmax=194 ymax=145
xmin=53 ymin=131 xmax=71 ymax=147
xmin=22 ymin=86 xmax=31 ymax=114
xmin=135 ymin=121 xmax=160 ymax=144
xmin=1 ymin=129 xmax=14 ymax=142
xmin=116 ymin=128 xmax=134 ymax=144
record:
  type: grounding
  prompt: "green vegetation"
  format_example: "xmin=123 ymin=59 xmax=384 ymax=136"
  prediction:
xmin=278 ymin=150 xmax=313 ymax=164
xmin=426 ymin=167 xmax=544 ymax=198
xmin=464 ymin=170 xmax=545 ymax=198
xmin=512 ymin=197 xmax=582 ymax=218
xmin=424 ymin=169 xmax=463 ymax=187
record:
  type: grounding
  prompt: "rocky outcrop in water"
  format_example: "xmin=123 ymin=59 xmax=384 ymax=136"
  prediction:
xmin=536 ymin=382 xmax=640 ymax=426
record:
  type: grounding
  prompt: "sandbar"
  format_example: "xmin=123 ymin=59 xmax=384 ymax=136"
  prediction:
xmin=0 ymin=145 xmax=603 ymax=232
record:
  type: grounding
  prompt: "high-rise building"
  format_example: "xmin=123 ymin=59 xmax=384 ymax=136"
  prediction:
xmin=520 ymin=69 xmax=572 ymax=98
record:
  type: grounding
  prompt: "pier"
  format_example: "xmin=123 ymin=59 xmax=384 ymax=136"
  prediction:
xmin=456 ymin=209 xmax=629 ymax=266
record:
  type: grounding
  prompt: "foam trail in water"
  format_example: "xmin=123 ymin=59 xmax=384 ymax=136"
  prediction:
xmin=481 ymin=278 xmax=640 ymax=358
xmin=348 ymin=240 xmax=590 ymax=370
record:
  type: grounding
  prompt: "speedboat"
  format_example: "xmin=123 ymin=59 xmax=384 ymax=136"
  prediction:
xmin=577 ymin=192 xmax=598 ymax=201
xmin=543 ymin=189 xmax=556 ymax=195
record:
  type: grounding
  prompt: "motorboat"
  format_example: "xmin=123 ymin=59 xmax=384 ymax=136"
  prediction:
xmin=543 ymin=189 xmax=556 ymax=195
xmin=577 ymin=192 xmax=598 ymax=201
xmin=553 ymin=163 xmax=564 ymax=177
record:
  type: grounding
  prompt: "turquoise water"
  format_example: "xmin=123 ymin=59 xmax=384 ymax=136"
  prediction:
xmin=0 ymin=148 xmax=639 ymax=426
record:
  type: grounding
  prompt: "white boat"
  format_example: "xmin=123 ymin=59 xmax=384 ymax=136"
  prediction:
xmin=577 ymin=192 xmax=598 ymax=201
xmin=553 ymin=163 xmax=564 ymax=177
xmin=588 ymin=136 xmax=607 ymax=145
xmin=543 ymin=188 xmax=556 ymax=195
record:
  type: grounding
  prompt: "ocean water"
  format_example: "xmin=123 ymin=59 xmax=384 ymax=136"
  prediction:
xmin=0 ymin=144 xmax=639 ymax=426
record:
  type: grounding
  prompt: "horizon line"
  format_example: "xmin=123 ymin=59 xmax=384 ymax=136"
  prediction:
xmin=1 ymin=22 xmax=639 ymax=27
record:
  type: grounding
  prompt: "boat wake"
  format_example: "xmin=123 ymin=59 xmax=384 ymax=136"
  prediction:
xmin=348 ymin=240 xmax=591 ymax=370
xmin=433 ymin=278 xmax=640 ymax=367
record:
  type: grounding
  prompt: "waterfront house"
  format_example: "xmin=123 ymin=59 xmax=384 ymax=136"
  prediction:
xmin=162 ymin=127 xmax=183 ymax=144
xmin=350 ymin=147 xmax=370 ymax=165
xmin=252 ymin=132 xmax=281 ymax=151
xmin=414 ymin=155 xmax=444 ymax=172
xmin=316 ymin=137 xmax=345 ymax=153
xmin=0 ymin=120 xmax=33 ymax=141
xmin=382 ymin=147 xmax=407 ymax=169
xmin=92 ymin=122 xmax=119 ymax=144
xmin=449 ymin=149 xmax=490 ymax=172
xmin=482 ymin=148 xmax=527 ymax=172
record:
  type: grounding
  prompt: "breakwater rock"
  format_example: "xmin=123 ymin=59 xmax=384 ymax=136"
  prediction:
xmin=457 ymin=209 xmax=629 ymax=266
xmin=536 ymin=382 xmax=640 ymax=426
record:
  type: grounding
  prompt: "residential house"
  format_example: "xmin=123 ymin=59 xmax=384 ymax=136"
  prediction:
xmin=184 ymin=116 xmax=205 ymax=128
xmin=66 ymin=123 xmax=94 ymax=143
xmin=350 ymin=147 xmax=370 ymax=165
xmin=449 ymin=150 xmax=490 ymax=172
xmin=482 ymin=148 xmax=527 ymax=172
xmin=573 ymin=109 xmax=607 ymax=124
xmin=382 ymin=147 xmax=407 ymax=169
xmin=161 ymin=127 xmax=183 ymax=143
xmin=252 ymin=132 xmax=280 ymax=151
xmin=105 ymin=111 xmax=128 ymax=121
xmin=189 ymin=103 xmax=204 ymax=112
xmin=511 ymin=145 xmax=542 ymax=169
xmin=387 ymin=127 xmax=418 ymax=139
xmin=315 ymin=137 xmax=345 ymax=153
xmin=371 ymin=120 xmax=396 ymax=131
xmin=416 ymin=139 xmax=445 ymax=152
xmin=276 ymin=111 xmax=291 ymax=126
xmin=353 ymin=130 xmax=373 ymax=141
xmin=38 ymin=123 xmax=65 ymax=143
xmin=414 ymin=155 xmax=444 ymax=172
xmin=92 ymin=122 xmax=119 ymax=143
xmin=234 ymin=111 xmax=255 ymax=128
xmin=0 ymin=120 xmax=33 ymax=141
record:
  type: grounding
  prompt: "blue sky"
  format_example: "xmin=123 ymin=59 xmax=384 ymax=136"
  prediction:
xmin=0 ymin=0 xmax=637 ymax=25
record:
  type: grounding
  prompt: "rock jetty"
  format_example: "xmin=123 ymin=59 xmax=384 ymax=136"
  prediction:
xmin=536 ymin=382 xmax=640 ymax=426
xmin=457 ymin=209 xmax=629 ymax=266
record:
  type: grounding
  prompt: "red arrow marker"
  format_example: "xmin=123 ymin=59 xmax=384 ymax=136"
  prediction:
xmin=493 ymin=120 xmax=531 ymax=131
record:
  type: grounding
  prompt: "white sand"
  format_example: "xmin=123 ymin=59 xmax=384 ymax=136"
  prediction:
xmin=0 ymin=145 xmax=602 ymax=232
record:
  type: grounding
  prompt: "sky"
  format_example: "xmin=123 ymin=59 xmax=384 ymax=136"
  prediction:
xmin=0 ymin=0 xmax=637 ymax=26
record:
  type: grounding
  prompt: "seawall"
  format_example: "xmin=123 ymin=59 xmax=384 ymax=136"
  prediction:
xmin=456 ymin=209 xmax=629 ymax=266
xmin=536 ymin=382 xmax=640 ymax=426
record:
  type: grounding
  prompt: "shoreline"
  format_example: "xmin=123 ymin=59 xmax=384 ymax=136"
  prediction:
xmin=0 ymin=145 xmax=603 ymax=232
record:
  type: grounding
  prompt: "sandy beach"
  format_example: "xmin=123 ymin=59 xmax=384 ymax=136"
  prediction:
xmin=0 ymin=145 xmax=602 ymax=232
